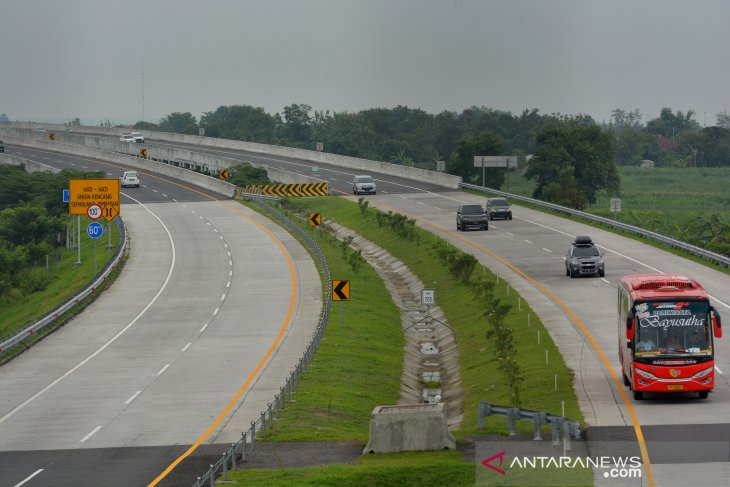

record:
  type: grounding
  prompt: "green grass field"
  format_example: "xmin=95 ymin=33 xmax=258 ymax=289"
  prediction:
xmin=0 ymin=217 xmax=122 ymax=344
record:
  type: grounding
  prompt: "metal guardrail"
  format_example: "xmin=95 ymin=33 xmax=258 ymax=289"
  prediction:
xmin=0 ymin=217 xmax=127 ymax=357
xmin=191 ymin=195 xmax=332 ymax=487
xmin=478 ymin=402 xmax=581 ymax=450
xmin=460 ymin=182 xmax=730 ymax=269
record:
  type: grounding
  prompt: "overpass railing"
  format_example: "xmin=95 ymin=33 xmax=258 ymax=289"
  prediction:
xmin=191 ymin=195 xmax=332 ymax=487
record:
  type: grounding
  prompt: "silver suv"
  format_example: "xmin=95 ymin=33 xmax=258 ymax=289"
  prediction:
xmin=353 ymin=175 xmax=376 ymax=195
xmin=566 ymin=236 xmax=604 ymax=277
xmin=486 ymin=197 xmax=512 ymax=220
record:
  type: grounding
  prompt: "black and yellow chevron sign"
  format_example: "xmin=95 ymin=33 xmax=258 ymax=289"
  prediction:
xmin=244 ymin=183 xmax=328 ymax=197
xmin=48 ymin=132 xmax=56 ymax=141
xmin=310 ymin=213 xmax=321 ymax=226
xmin=139 ymin=148 xmax=148 ymax=158
xmin=219 ymin=168 xmax=231 ymax=180
xmin=332 ymin=280 xmax=350 ymax=301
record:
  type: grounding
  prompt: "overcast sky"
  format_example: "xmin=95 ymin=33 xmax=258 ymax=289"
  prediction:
xmin=2 ymin=0 xmax=729 ymax=126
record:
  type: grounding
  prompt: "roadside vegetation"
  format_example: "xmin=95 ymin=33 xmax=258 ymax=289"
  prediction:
xmin=229 ymin=195 xmax=588 ymax=485
xmin=0 ymin=165 xmax=123 ymax=356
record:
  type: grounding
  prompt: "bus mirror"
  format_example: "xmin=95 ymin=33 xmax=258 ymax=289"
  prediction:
xmin=711 ymin=307 xmax=722 ymax=338
xmin=626 ymin=317 xmax=635 ymax=340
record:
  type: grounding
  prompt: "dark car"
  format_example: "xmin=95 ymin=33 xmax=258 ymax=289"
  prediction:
xmin=486 ymin=197 xmax=512 ymax=220
xmin=456 ymin=204 xmax=488 ymax=231
xmin=565 ymin=236 xmax=604 ymax=278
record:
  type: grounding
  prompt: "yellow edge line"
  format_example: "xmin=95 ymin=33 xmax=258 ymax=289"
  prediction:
xmin=50 ymin=155 xmax=299 ymax=486
xmin=372 ymin=199 xmax=655 ymax=486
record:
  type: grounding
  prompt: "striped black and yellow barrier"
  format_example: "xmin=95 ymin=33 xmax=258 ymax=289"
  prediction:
xmin=242 ymin=183 xmax=328 ymax=197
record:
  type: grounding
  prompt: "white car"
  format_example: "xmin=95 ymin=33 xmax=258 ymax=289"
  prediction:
xmin=129 ymin=132 xmax=145 ymax=143
xmin=353 ymin=175 xmax=377 ymax=195
xmin=120 ymin=134 xmax=136 ymax=143
xmin=121 ymin=171 xmax=140 ymax=188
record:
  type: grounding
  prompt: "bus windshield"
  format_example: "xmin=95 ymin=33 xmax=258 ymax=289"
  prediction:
xmin=634 ymin=300 xmax=712 ymax=356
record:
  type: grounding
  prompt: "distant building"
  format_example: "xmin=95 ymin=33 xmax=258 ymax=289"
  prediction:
xmin=0 ymin=113 xmax=10 ymax=123
xmin=640 ymin=159 xmax=656 ymax=168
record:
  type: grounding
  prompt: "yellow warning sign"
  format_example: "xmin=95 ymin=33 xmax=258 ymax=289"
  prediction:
xmin=68 ymin=179 xmax=120 ymax=221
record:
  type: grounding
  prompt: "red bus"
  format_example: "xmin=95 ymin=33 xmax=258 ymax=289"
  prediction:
xmin=618 ymin=274 xmax=722 ymax=400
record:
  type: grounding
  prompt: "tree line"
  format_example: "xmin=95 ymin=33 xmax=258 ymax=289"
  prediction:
xmin=132 ymin=104 xmax=730 ymax=210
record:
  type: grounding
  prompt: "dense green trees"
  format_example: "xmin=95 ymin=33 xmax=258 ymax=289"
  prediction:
xmin=0 ymin=166 xmax=101 ymax=298
xmin=159 ymin=112 xmax=199 ymax=135
xmin=526 ymin=120 xmax=619 ymax=209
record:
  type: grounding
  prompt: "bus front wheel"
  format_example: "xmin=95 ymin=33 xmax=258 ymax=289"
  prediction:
xmin=633 ymin=390 xmax=643 ymax=400
xmin=698 ymin=391 xmax=709 ymax=399
xmin=622 ymin=372 xmax=630 ymax=386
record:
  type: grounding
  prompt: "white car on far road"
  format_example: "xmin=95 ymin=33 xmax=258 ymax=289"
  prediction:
xmin=121 ymin=171 xmax=140 ymax=188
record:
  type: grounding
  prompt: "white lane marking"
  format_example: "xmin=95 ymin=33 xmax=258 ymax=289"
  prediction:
xmin=0 ymin=195 xmax=176 ymax=426
xmin=219 ymin=235 xmax=224 ymax=240
xmin=157 ymin=364 xmax=171 ymax=376
xmin=199 ymin=216 xmax=205 ymax=220
xmin=213 ymin=307 xmax=220 ymax=316
xmin=162 ymin=193 xmax=168 ymax=197
xmin=715 ymin=365 xmax=724 ymax=374
xmin=224 ymin=243 xmax=229 ymax=248
xmin=331 ymin=178 xmax=337 ymax=181
xmin=182 ymin=204 xmax=187 ymax=208
xmin=227 ymin=251 xmax=231 ymax=257
xmin=434 ymin=207 xmax=442 ymax=211
xmin=399 ymin=196 xmax=408 ymax=200
xmin=106 ymin=172 xmax=113 ymax=176
xmin=221 ymin=294 xmax=226 ymax=301
xmin=450 ymin=212 xmax=457 ymax=215
xmin=80 ymin=426 xmax=102 ymax=443
xmin=13 ymin=469 xmax=44 ymax=487
xmin=229 ymin=270 xmax=232 ymax=277
xmin=206 ymin=222 xmax=211 ymax=226
xmin=505 ymin=232 xmax=514 ymax=236
xmin=153 ymin=189 xmax=158 ymax=193
xmin=517 ymin=215 xmax=730 ymax=310
xmin=229 ymin=260 xmax=232 ymax=266
xmin=81 ymin=166 xmax=88 ymax=169
xmin=172 ymin=198 xmax=177 ymax=202
xmin=191 ymin=210 xmax=196 ymax=214
xmin=124 ymin=390 xmax=142 ymax=405
xmin=182 ymin=342 xmax=192 ymax=352
xmin=524 ymin=240 xmax=533 ymax=244
xmin=417 ymin=201 xmax=426 ymax=205
xmin=542 ymin=248 xmax=552 ymax=253
xmin=226 ymin=281 xmax=231 ymax=288
xmin=601 ymin=278 xmax=611 ymax=284
xmin=200 ymin=323 xmax=209 ymax=333
xmin=214 ymin=228 xmax=219 ymax=233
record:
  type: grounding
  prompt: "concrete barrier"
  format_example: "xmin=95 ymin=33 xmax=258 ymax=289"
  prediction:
xmin=1 ymin=135 xmax=237 ymax=197
xmin=0 ymin=153 xmax=59 ymax=173
xmin=7 ymin=123 xmax=462 ymax=189
xmin=363 ymin=403 xmax=456 ymax=454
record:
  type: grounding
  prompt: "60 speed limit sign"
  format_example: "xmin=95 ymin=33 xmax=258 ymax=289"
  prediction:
xmin=86 ymin=204 xmax=103 ymax=220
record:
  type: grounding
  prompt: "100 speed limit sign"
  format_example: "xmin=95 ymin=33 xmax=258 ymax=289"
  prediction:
xmin=86 ymin=204 xmax=103 ymax=220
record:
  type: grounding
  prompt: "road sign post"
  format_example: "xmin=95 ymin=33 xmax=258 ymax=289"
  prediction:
xmin=332 ymin=280 xmax=350 ymax=326
xmin=610 ymin=198 xmax=621 ymax=220
xmin=88 ymin=222 xmax=104 ymax=274
xmin=474 ymin=156 xmax=519 ymax=188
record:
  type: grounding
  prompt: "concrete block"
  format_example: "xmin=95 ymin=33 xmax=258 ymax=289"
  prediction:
xmin=363 ymin=403 xmax=456 ymax=454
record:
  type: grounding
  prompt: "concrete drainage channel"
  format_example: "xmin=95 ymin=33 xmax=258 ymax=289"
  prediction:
xmin=323 ymin=220 xmax=464 ymax=428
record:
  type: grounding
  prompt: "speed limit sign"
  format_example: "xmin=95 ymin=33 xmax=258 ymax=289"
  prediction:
xmin=86 ymin=204 xmax=102 ymax=220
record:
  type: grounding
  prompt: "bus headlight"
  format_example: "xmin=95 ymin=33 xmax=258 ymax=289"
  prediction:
xmin=692 ymin=367 xmax=714 ymax=379
xmin=635 ymin=368 xmax=657 ymax=379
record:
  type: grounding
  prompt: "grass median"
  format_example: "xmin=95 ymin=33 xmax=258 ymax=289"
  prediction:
xmin=227 ymin=196 xmax=589 ymax=486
